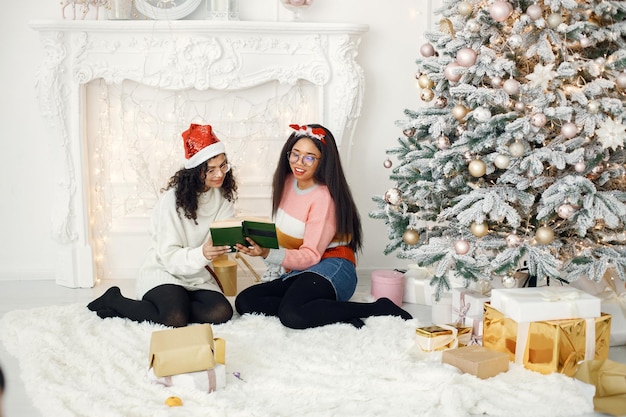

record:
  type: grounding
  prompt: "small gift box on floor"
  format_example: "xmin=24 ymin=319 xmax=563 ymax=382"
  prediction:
xmin=442 ymin=345 xmax=509 ymax=379
xmin=148 ymin=323 xmax=227 ymax=392
xmin=483 ymin=303 xmax=611 ymax=376
xmin=403 ymin=264 xmax=434 ymax=305
xmin=415 ymin=324 xmax=472 ymax=352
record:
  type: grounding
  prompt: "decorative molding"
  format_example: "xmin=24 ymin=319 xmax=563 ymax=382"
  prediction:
xmin=30 ymin=20 xmax=368 ymax=287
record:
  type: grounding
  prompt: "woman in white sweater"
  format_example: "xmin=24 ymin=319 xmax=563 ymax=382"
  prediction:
xmin=87 ymin=124 xmax=236 ymax=327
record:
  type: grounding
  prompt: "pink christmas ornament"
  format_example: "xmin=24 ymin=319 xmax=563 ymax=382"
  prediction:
xmin=444 ymin=62 xmax=463 ymax=82
xmin=531 ymin=113 xmax=547 ymax=128
xmin=503 ymin=79 xmax=520 ymax=95
xmin=561 ymin=122 xmax=578 ymax=138
xmin=420 ymin=43 xmax=435 ymax=57
xmin=489 ymin=1 xmax=513 ymax=22
xmin=454 ymin=239 xmax=470 ymax=255
xmin=526 ymin=4 xmax=542 ymax=20
xmin=456 ymin=48 xmax=477 ymax=67
xmin=574 ymin=161 xmax=586 ymax=173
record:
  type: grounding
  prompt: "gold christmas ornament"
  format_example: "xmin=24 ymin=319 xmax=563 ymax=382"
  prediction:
xmin=403 ymin=229 xmax=420 ymax=245
xmin=420 ymin=88 xmax=435 ymax=102
xmin=452 ymin=104 xmax=469 ymax=121
xmin=470 ymin=222 xmax=489 ymax=238
xmin=535 ymin=226 xmax=555 ymax=245
xmin=418 ymin=74 xmax=434 ymax=89
xmin=468 ymin=159 xmax=487 ymax=177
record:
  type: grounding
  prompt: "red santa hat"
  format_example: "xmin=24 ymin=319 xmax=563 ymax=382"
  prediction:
xmin=182 ymin=124 xmax=226 ymax=169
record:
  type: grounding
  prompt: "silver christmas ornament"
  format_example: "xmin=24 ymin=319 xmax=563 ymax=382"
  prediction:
xmin=436 ymin=135 xmax=451 ymax=150
xmin=505 ymin=233 xmax=522 ymax=247
xmin=384 ymin=188 xmax=402 ymax=205
xmin=580 ymin=36 xmax=591 ymax=48
xmin=491 ymin=76 xmax=503 ymax=88
xmin=531 ymin=113 xmax=547 ymax=128
xmin=501 ymin=274 xmax=517 ymax=289
xmin=466 ymin=19 xmax=480 ymax=33
xmin=434 ymin=96 xmax=448 ymax=109
xmin=514 ymin=101 xmax=526 ymax=112
xmin=473 ymin=107 xmax=491 ymax=122
xmin=557 ymin=203 xmax=576 ymax=219
xmin=508 ymin=34 xmax=523 ymax=49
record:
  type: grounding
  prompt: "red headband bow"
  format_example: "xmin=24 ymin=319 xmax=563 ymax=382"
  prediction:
xmin=289 ymin=124 xmax=327 ymax=144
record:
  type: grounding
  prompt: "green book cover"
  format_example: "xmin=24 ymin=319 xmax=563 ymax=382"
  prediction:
xmin=210 ymin=217 xmax=279 ymax=250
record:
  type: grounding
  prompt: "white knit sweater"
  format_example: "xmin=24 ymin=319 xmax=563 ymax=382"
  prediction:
xmin=135 ymin=187 xmax=235 ymax=299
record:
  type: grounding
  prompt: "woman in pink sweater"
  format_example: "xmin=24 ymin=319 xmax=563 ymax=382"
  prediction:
xmin=235 ymin=124 xmax=412 ymax=329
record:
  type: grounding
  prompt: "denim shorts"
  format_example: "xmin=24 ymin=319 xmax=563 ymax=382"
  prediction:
xmin=282 ymin=257 xmax=357 ymax=301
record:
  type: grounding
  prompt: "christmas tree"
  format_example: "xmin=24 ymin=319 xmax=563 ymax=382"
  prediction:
xmin=370 ymin=0 xmax=626 ymax=295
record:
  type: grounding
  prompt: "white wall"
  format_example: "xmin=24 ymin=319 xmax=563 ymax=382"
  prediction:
xmin=0 ymin=0 xmax=438 ymax=282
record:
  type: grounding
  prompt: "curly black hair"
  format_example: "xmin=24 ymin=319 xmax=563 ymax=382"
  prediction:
xmin=164 ymin=157 xmax=237 ymax=223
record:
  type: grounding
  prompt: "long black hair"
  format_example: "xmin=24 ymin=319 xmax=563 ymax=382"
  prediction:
xmin=164 ymin=154 xmax=237 ymax=223
xmin=271 ymin=124 xmax=362 ymax=253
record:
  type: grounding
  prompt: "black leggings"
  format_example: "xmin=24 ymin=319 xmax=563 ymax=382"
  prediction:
xmin=235 ymin=272 xmax=412 ymax=329
xmin=87 ymin=284 xmax=233 ymax=327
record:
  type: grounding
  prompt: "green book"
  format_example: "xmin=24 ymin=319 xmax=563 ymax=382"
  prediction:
xmin=210 ymin=217 xmax=279 ymax=251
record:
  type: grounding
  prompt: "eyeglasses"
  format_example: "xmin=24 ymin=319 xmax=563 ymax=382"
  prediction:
xmin=207 ymin=161 xmax=231 ymax=177
xmin=287 ymin=151 xmax=320 ymax=167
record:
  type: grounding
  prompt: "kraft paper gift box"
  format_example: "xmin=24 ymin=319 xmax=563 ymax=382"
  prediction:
xmin=482 ymin=303 xmax=611 ymax=376
xmin=442 ymin=345 xmax=509 ymax=379
xmin=451 ymin=288 xmax=490 ymax=322
xmin=490 ymin=286 xmax=601 ymax=322
xmin=148 ymin=363 xmax=227 ymax=393
xmin=149 ymin=323 xmax=226 ymax=378
xmin=415 ymin=324 xmax=471 ymax=352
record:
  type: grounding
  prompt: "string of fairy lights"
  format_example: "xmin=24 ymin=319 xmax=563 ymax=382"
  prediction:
xmin=87 ymin=78 xmax=316 ymax=278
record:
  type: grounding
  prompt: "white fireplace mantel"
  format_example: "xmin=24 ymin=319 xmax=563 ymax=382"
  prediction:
xmin=30 ymin=19 xmax=368 ymax=288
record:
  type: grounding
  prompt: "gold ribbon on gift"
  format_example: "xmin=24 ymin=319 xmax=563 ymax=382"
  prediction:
xmin=575 ymin=359 xmax=626 ymax=417
xmin=483 ymin=304 xmax=611 ymax=376
xmin=415 ymin=324 xmax=459 ymax=352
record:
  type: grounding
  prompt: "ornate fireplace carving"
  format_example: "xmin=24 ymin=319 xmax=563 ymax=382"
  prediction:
xmin=30 ymin=20 xmax=368 ymax=287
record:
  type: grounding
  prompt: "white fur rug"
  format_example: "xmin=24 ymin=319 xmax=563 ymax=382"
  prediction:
xmin=0 ymin=303 xmax=595 ymax=417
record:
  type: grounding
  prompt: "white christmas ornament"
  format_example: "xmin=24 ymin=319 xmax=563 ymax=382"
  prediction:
xmin=617 ymin=72 xmax=626 ymax=89
xmin=596 ymin=118 xmax=626 ymax=150
xmin=509 ymin=141 xmax=525 ymax=157
xmin=503 ymin=79 xmax=520 ymax=95
xmin=473 ymin=107 xmax=491 ymax=122
xmin=526 ymin=63 xmax=557 ymax=90
xmin=561 ymin=122 xmax=578 ymax=139
xmin=505 ymin=233 xmax=521 ymax=247
xmin=501 ymin=275 xmax=517 ymax=288
xmin=457 ymin=1 xmax=472 ymax=16
xmin=494 ymin=154 xmax=510 ymax=169
xmin=557 ymin=204 xmax=576 ymax=219
xmin=547 ymin=12 xmax=562 ymax=28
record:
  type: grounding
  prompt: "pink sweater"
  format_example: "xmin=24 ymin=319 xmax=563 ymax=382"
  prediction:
xmin=274 ymin=177 xmax=345 ymax=271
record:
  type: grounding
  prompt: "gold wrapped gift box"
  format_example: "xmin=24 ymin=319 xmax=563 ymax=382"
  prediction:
xmin=415 ymin=324 xmax=473 ymax=352
xmin=483 ymin=303 xmax=611 ymax=376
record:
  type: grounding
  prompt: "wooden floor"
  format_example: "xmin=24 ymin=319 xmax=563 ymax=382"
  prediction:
xmin=0 ymin=278 xmax=624 ymax=417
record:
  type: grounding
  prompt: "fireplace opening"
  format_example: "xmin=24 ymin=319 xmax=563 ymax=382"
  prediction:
xmin=86 ymin=78 xmax=318 ymax=280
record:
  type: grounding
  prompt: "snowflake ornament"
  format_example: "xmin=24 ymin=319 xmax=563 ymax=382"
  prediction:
xmin=525 ymin=63 xmax=558 ymax=90
xmin=596 ymin=118 xmax=626 ymax=151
